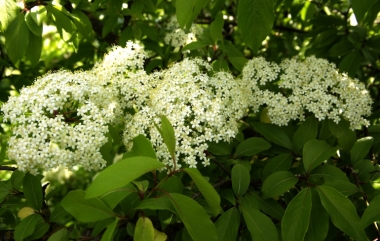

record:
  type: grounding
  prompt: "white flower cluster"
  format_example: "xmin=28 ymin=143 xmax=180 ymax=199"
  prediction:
xmin=1 ymin=70 xmax=119 ymax=174
xmin=164 ymin=16 xmax=204 ymax=48
xmin=2 ymin=41 xmax=373 ymax=173
xmin=123 ymin=58 xmax=248 ymax=169
xmin=242 ymin=56 xmax=372 ymax=129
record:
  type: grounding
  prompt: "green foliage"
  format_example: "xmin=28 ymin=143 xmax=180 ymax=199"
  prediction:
xmin=1 ymin=0 xmax=380 ymax=240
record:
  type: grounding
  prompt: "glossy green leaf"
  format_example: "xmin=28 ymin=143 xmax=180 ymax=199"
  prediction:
xmin=292 ymin=116 xmax=318 ymax=154
xmin=353 ymin=159 xmax=374 ymax=182
xmin=160 ymin=175 xmax=184 ymax=194
xmin=4 ymin=13 xmax=29 ymax=65
xmin=329 ymin=37 xmax=354 ymax=57
xmin=176 ymin=0 xmax=209 ymax=29
xmin=86 ymin=156 xmax=164 ymax=198
xmin=237 ymin=0 xmax=274 ymax=52
xmin=25 ymin=222 xmax=49 ymax=241
xmin=252 ymin=122 xmax=293 ymax=150
xmin=135 ymin=196 xmax=176 ymax=213
xmin=14 ymin=214 xmax=43 ymax=241
xmin=61 ymin=190 xmax=115 ymax=222
xmin=169 ymin=193 xmax=218 ymax=241
xmin=25 ymin=12 xmax=42 ymax=36
xmin=241 ymin=205 xmax=279 ymax=241
xmin=207 ymin=141 xmax=231 ymax=156
xmin=99 ymin=183 xmax=136 ymax=209
xmin=101 ymin=219 xmax=119 ymax=241
xmin=102 ymin=14 xmax=118 ymax=38
xmin=182 ymin=41 xmax=209 ymax=52
xmin=322 ymin=180 xmax=359 ymax=196
xmin=134 ymin=216 xmax=155 ymax=241
xmin=351 ymin=0 xmax=377 ymax=24
xmin=26 ymin=31 xmax=42 ymax=67
xmin=0 ymin=181 xmax=11 ymax=203
xmin=49 ymin=205 xmax=69 ymax=223
xmin=212 ymin=59 xmax=229 ymax=71
xmin=281 ymin=188 xmax=312 ymax=241
xmin=46 ymin=5 xmax=76 ymax=41
xmin=258 ymin=196 xmax=285 ymax=220
xmin=159 ymin=115 xmax=176 ymax=160
xmin=184 ymin=168 xmax=221 ymax=216
xmin=215 ymin=208 xmax=240 ymax=241
xmin=30 ymin=6 xmax=47 ymax=26
xmin=11 ymin=170 xmax=25 ymax=189
xmin=303 ymin=140 xmax=338 ymax=173
xmin=262 ymin=153 xmax=293 ymax=182
xmin=231 ymin=164 xmax=250 ymax=197
xmin=350 ymin=137 xmax=373 ymax=164
xmin=361 ymin=195 xmax=380 ymax=228
xmin=223 ymin=41 xmax=247 ymax=71
xmin=131 ymin=134 xmax=157 ymax=159
xmin=0 ymin=0 xmax=18 ymax=32
xmin=210 ymin=12 xmax=224 ymax=44
xmin=23 ymin=173 xmax=43 ymax=211
xmin=234 ymin=137 xmax=271 ymax=157
xmin=338 ymin=50 xmax=361 ymax=78
xmin=328 ymin=120 xmax=356 ymax=151
xmin=47 ymin=228 xmax=69 ymax=241
xmin=262 ymin=171 xmax=298 ymax=199
xmin=309 ymin=165 xmax=349 ymax=182
xmin=317 ymin=186 xmax=367 ymax=241
xmin=304 ymin=189 xmax=329 ymax=241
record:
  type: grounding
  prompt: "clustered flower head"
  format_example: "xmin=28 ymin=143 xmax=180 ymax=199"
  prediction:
xmin=1 ymin=41 xmax=373 ymax=173
xmin=164 ymin=16 xmax=203 ymax=48
xmin=242 ymin=56 xmax=372 ymax=129
xmin=1 ymin=70 xmax=118 ymax=174
xmin=123 ymin=58 xmax=248 ymax=169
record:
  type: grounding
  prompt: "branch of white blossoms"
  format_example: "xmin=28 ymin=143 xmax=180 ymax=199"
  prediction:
xmin=1 ymin=41 xmax=373 ymax=174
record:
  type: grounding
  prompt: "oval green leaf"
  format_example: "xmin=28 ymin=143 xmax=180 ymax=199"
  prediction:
xmin=134 ymin=216 xmax=155 ymax=241
xmin=231 ymin=164 xmax=251 ymax=197
xmin=14 ymin=214 xmax=43 ymax=241
xmin=234 ymin=137 xmax=271 ymax=157
xmin=262 ymin=153 xmax=293 ymax=182
xmin=252 ymin=122 xmax=293 ymax=150
xmin=85 ymin=156 xmax=165 ymax=199
xmin=23 ymin=173 xmax=43 ymax=211
xmin=292 ymin=116 xmax=318 ymax=154
xmin=350 ymin=136 xmax=373 ymax=164
xmin=262 ymin=171 xmax=298 ymax=199
xmin=215 ymin=208 xmax=240 ymax=241
xmin=303 ymin=139 xmax=338 ymax=173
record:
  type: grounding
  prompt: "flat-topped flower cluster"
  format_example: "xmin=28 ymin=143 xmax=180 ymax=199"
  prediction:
xmin=1 ymin=42 xmax=373 ymax=173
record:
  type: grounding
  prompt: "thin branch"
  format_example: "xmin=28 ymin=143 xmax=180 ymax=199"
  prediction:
xmin=0 ymin=166 xmax=17 ymax=171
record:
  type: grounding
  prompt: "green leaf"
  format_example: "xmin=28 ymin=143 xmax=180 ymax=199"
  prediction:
xmin=131 ymin=134 xmax=157 ymax=159
xmin=281 ymin=188 xmax=312 ymax=241
xmin=169 ymin=193 xmax=218 ymax=241
xmin=26 ymin=31 xmax=42 ymax=67
xmin=237 ymin=0 xmax=274 ymax=52
xmin=262 ymin=171 xmax=298 ymax=199
xmin=0 ymin=0 xmax=18 ymax=32
xmin=353 ymin=159 xmax=374 ymax=182
xmin=4 ymin=13 xmax=29 ymax=65
xmin=303 ymin=139 xmax=338 ymax=173
xmin=292 ymin=116 xmax=318 ymax=154
xmin=223 ymin=41 xmax=247 ymax=71
xmin=11 ymin=170 xmax=25 ymax=189
xmin=159 ymin=115 xmax=176 ymax=160
xmin=207 ymin=141 xmax=231 ymax=156
xmin=184 ymin=168 xmax=221 ymax=216
xmin=102 ymin=14 xmax=119 ymax=38
xmin=328 ymin=120 xmax=356 ymax=151
xmin=361 ymin=195 xmax=380 ymax=228
xmin=135 ymin=196 xmax=176 ymax=213
xmin=231 ymin=164 xmax=250 ymax=197
xmin=329 ymin=37 xmax=354 ymax=57
xmin=338 ymin=50 xmax=361 ymax=78
xmin=317 ymin=186 xmax=367 ymax=241
xmin=49 ymin=205 xmax=69 ymax=223
xmin=241 ymin=205 xmax=279 ymax=241
xmin=61 ymin=190 xmax=115 ymax=222
xmin=234 ymin=137 xmax=271 ymax=157
xmin=210 ymin=12 xmax=224 ymax=44
xmin=253 ymin=193 xmax=285 ymax=220
xmin=215 ymin=208 xmax=240 ymax=241
xmin=252 ymin=122 xmax=293 ymax=150
xmin=86 ymin=156 xmax=164 ymax=198
xmin=182 ymin=41 xmax=209 ymax=52
xmin=99 ymin=183 xmax=136 ymax=209
xmin=134 ymin=216 xmax=154 ymax=241
xmin=160 ymin=175 xmax=184 ymax=194
xmin=30 ymin=6 xmax=47 ymax=26
xmin=322 ymin=180 xmax=359 ymax=196
xmin=175 ymin=0 xmax=209 ymax=29
xmin=304 ymin=189 xmax=329 ymax=241
xmin=309 ymin=165 xmax=350 ymax=182
xmin=23 ymin=173 xmax=43 ymax=211
xmin=351 ymin=0 xmax=377 ymax=24
xmin=25 ymin=222 xmax=50 ymax=241
xmin=262 ymin=153 xmax=293 ymax=182
xmin=212 ymin=59 xmax=229 ymax=71
xmin=46 ymin=5 xmax=76 ymax=42
xmin=47 ymin=228 xmax=69 ymax=241
xmin=350 ymin=137 xmax=373 ymax=164
xmin=14 ymin=214 xmax=43 ymax=241
xmin=0 ymin=181 xmax=11 ymax=203
xmin=25 ymin=12 xmax=42 ymax=36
